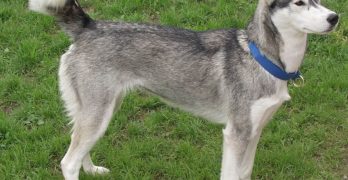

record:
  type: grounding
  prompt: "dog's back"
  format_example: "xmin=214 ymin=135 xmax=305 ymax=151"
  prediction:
xmin=30 ymin=0 xmax=270 ymax=123
xmin=60 ymin=21 xmax=251 ymax=123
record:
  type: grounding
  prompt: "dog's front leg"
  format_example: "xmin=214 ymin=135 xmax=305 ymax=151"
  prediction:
xmin=236 ymin=96 xmax=284 ymax=179
xmin=220 ymin=120 xmax=250 ymax=180
xmin=238 ymin=131 xmax=262 ymax=180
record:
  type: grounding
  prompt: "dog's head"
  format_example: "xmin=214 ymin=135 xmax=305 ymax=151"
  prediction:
xmin=265 ymin=0 xmax=339 ymax=34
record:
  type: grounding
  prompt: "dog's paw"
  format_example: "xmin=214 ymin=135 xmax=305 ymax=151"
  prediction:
xmin=84 ymin=166 xmax=110 ymax=175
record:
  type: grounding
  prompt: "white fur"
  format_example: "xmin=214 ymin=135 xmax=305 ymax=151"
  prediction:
xmin=250 ymin=81 xmax=290 ymax=137
xmin=290 ymin=0 xmax=336 ymax=33
xmin=82 ymin=154 xmax=110 ymax=175
xmin=272 ymin=17 xmax=308 ymax=73
xmin=220 ymin=80 xmax=290 ymax=180
xmin=59 ymin=45 xmax=116 ymax=179
xmin=60 ymin=92 xmax=119 ymax=180
xmin=280 ymin=31 xmax=307 ymax=73
xmin=212 ymin=1 xmax=336 ymax=178
xmin=221 ymin=122 xmax=243 ymax=180
xmin=59 ymin=45 xmax=80 ymax=121
xmin=271 ymin=0 xmax=336 ymax=73
xmin=29 ymin=0 xmax=67 ymax=15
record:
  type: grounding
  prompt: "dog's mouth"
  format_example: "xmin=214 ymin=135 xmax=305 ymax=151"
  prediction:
xmin=303 ymin=28 xmax=322 ymax=34
xmin=324 ymin=25 xmax=338 ymax=33
xmin=303 ymin=26 xmax=336 ymax=34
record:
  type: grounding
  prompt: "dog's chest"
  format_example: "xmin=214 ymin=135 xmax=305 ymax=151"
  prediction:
xmin=250 ymin=82 xmax=290 ymax=136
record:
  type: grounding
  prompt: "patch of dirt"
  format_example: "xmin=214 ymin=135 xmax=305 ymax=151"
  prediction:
xmin=339 ymin=144 xmax=348 ymax=179
xmin=0 ymin=101 xmax=18 ymax=114
xmin=130 ymin=109 xmax=150 ymax=121
xmin=149 ymin=11 xmax=160 ymax=23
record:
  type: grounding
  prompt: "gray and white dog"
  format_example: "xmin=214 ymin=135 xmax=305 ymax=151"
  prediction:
xmin=29 ymin=0 xmax=338 ymax=179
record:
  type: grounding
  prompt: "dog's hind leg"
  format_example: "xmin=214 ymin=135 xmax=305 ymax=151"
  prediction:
xmin=58 ymin=59 xmax=124 ymax=179
xmin=60 ymin=85 xmax=123 ymax=180
xmin=81 ymin=93 xmax=123 ymax=175
xmin=82 ymin=153 xmax=110 ymax=175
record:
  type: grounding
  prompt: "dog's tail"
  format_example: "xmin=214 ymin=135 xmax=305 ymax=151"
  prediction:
xmin=29 ymin=0 xmax=94 ymax=38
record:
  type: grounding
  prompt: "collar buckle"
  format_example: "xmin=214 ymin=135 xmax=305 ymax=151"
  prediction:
xmin=291 ymin=75 xmax=305 ymax=87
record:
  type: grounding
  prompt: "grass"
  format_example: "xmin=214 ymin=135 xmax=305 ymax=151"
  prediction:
xmin=0 ymin=0 xmax=347 ymax=179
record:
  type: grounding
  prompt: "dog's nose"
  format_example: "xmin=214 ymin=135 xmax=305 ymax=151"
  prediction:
xmin=327 ymin=14 xmax=339 ymax=26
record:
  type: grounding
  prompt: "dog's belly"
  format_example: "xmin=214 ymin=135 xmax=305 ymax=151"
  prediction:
xmin=142 ymin=78 xmax=229 ymax=124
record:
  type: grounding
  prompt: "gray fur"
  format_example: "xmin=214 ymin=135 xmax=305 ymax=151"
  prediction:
xmin=63 ymin=21 xmax=277 ymax=137
xmin=28 ymin=0 xmax=337 ymax=179
xmin=308 ymin=0 xmax=319 ymax=7
xmin=60 ymin=0 xmax=277 ymax=174
xmin=270 ymin=0 xmax=292 ymax=11
xmin=270 ymin=0 xmax=320 ymax=12
xmin=248 ymin=1 xmax=285 ymax=68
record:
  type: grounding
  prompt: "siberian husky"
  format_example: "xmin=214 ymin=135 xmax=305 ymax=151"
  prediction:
xmin=28 ymin=0 xmax=339 ymax=179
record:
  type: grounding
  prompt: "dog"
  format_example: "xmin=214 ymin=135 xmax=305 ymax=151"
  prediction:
xmin=28 ymin=0 xmax=339 ymax=179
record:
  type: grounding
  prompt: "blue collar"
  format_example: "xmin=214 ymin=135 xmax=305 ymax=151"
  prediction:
xmin=248 ymin=42 xmax=301 ymax=81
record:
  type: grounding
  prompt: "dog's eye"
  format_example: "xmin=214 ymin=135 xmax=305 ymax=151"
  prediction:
xmin=295 ymin=1 xmax=306 ymax=6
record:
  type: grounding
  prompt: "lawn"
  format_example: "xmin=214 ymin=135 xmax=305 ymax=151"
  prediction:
xmin=0 ymin=0 xmax=347 ymax=179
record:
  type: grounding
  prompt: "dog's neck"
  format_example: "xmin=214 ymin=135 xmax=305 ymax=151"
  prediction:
xmin=277 ymin=25 xmax=307 ymax=73
xmin=246 ymin=1 xmax=307 ymax=73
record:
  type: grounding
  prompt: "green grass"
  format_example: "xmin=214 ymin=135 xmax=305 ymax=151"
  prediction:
xmin=0 ymin=0 xmax=347 ymax=179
